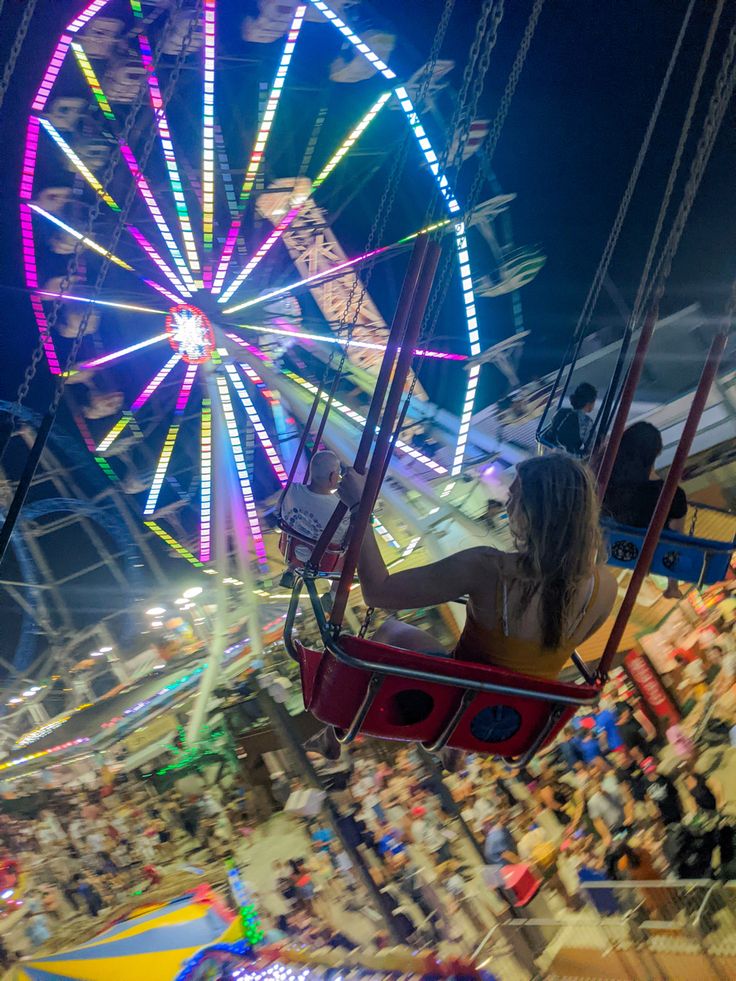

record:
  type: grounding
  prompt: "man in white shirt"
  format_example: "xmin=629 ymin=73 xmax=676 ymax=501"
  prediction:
xmin=280 ymin=450 xmax=350 ymax=562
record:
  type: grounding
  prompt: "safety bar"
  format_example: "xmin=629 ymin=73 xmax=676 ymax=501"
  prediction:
xmin=307 ymin=237 xmax=430 ymax=573
xmin=598 ymin=329 xmax=728 ymax=679
xmin=295 ymin=577 xmax=599 ymax=706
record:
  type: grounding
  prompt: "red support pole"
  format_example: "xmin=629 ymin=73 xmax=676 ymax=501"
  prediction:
xmin=308 ymin=237 xmax=429 ymax=567
xmin=596 ymin=303 xmax=659 ymax=498
xmin=329 ymin=241 xmax=441 ymax=629
xmin=597 ymin=330 xmax=728 ymax=679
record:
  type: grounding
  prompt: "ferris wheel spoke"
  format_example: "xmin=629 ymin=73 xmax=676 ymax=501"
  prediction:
xmin=202 ymin=0 xmax=216 ymax=281
xmin=125 ymin=226 xmax=191 ymax=300
xmin=283 ymin=368 xmax=448 ymax=476
xmin=29 ymin=204 xmax=133 ymax=272
xmin=70 ymin=29 xmax=198 ymax=293
xmin=308 ymin=0 xmax=396 ymax=81
xmin=144 ymin=363 xmax=199 ymax=516
xmin=134 ymin=23 xmax=201 ymax=280
xmin=221 ymin=216 xmax=450 ymax=315
xmin=200 ymin=396 xmax=212 ymax=563
xmin=80 ymin=333 xmax=169 ymax=371
xmin=96 ymin=353 xmax=183 ymax=453
xmin=143 ymin=520 xmax=204 ymax=569
xmin=222 ymin=362 xmax=287 ymax=486
xmin=36 ymin=291 xmax=167 ymax=316
xmin=211 ymin=3 xmax=308 ymax=295
xmin=38 ymin=118 xmax=118 ymax=211
xmin=218 ymin=91 xmax=392 ymax=305
xmin=215 ymin=376 xmax=268 ymax=566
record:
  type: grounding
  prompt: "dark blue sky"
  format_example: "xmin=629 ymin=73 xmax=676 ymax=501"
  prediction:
xmin=1 ymin=0 xmax=734 ymax=414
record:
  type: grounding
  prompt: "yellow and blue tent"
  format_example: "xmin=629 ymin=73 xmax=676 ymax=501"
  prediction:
xmin=13 ymin=888 xmax=241 ymax=981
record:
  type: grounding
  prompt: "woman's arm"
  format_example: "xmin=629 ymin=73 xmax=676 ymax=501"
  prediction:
xmin=357 ymin=524 xmax=492 ymax=610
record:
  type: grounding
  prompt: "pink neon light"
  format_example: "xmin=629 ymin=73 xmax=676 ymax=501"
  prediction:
xmin=19 ymin=204 xmax=38 ymax=288
xmin=220 ymin=204 xmax=302 ymax=303
xmin=131 ymin=354 xmax=182 ymax=411
xmin=144 ymin=279 xmax=184 ymax=305
xmin=32 ymin=35 xmax=72 ymax=112
xmin=119 ymin=145 xmax=195 ymax=291
xmin=30 ymin=294 xmax=61 ymax=375
xmin=67 ymin=0 xmax=110 ymax=34
xmin=176 ymin=363 xmax=199 ymax=412
xmin=126 ymin=225 xmax=190 ymax=298
xmin=20 ymin=117 xmax=40 ymax=201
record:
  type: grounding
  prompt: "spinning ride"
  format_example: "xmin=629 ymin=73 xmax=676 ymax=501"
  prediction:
xmin=20 ymin=0 xmax=504 ymax=580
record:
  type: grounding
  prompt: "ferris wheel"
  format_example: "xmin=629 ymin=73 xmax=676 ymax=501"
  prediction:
xmin=20 ymin=0 xmax=490 ymax=576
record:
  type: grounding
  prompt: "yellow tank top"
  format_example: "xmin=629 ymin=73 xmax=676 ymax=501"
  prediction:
xmin=452 ymin=570 xmax=600 ymax=679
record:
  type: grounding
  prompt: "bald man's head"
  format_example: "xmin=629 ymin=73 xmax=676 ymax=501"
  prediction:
xmin=307 ymin=450 xmax=341 ymax=494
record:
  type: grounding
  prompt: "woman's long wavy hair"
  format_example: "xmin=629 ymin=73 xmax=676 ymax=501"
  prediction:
xmin=507 ymin=454 xmax=602 ymax=649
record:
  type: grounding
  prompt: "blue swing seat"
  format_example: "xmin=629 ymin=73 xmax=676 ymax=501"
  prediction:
xmin=602 ymin=518 xmax=734 ymax=586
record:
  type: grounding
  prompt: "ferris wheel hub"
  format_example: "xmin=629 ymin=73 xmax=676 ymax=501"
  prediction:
xmin=165 ymin=303 xmax=216 ymax=364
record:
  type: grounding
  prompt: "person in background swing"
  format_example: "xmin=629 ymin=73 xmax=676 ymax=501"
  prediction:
xmin=307 ymin=454 xmax=616 ymax=760
xmin=280 ymin=450 xmax=351 ymax=564
xmin=547 ymin=382 xmax=597 ymax=456
xmin=602 ymin=421 xmax=688 ymax=599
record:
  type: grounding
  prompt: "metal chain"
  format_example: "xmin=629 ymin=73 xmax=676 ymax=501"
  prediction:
xmin=0 ymin=0 xmax=39 ymax=113
xmin=632 ymin=0 xmax=725 ymax=328
xmin=646 ymin=15 xmax=736 ymax=310
xmin=359 ymin=606 xmax=374 ymax=638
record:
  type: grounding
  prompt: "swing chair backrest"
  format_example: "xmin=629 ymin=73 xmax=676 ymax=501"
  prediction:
xmin=296 ymin=633 xmax=600 ymax=764
xmin=277 ymin=516 xmax=346 ymax=575
xmin=602 ymin=517 xmax=734 ymax=586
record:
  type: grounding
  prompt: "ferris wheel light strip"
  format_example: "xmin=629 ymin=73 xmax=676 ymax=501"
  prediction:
xmin=223 ymin=363 xmax=288 ymax=486
xmin=200 ymin=397 xmax=212 ymax=563
xmin=71 ymin=41 xmax=115 ymax=120
xmin=283 ymin=369 xmax=448 ymax=475
xmin=219 ymin=92 xmax=391 ymax=304
xmin=144 ymin=279 xmax=184 ymax=306
xmin=96 ymin=354 xmax=182 ymax=452
xmin=212 ymin=4 xmax=307 ymax=294
xmin=216 ymin=376 xmax=268 ymax=564
xmin=29 ymin=204 xmax=134 ymax=271
xmin=222 ymin=217 xmax=450 ymax=315
xmin=144 ymin=521 xmax=204 ymax=568
xmin=119 ymin=144 xmax=198 ymax=292
xmin=126 ymin=225 xmax=191 ymax=298
xmin=394 ymin=88 xmax=482 ymax=475
xmin=67 ymin=0 xmax=111 ymax=34
xmin=81 ymin=333 xmax=168 ymax=370
xmin=30 ymin=294 xmax=61 ymax=376
xmin=31 ymin=35 xmax=73 ymax=113
xmin=38 ymin=118 xmax=119 ymax=209
xmin=224 ymin=324 xmax=464 ymax=361
xmin=202 ymin=0 xmax=216 ymax=260
xmin=372 ymin=515 xmax=400 ymax=549
xmin=308 ymin=0 xmax=396 ymax=80
xmin=36 ymin=291 xmax=167 ymax=316
xmin=137 ymin=32 xmax=200 ymax=277
xmin=144 ymin=364 xmax=198 ymax=515
xmin=20 ymin=116 xmax=40 ymax=201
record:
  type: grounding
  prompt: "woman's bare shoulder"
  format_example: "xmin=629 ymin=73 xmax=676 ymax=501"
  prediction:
xmin=595 ymin=564 xmax=618 ymax=616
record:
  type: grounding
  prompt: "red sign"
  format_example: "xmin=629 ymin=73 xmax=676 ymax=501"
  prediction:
xmin=624 ymin=650 xmax=680 ymax=725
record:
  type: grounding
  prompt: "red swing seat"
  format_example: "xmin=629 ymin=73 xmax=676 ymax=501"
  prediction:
xmin=295 ymin=634 xmax=600 ymax=764
xmin=277 ymin=520 xmax=346 ymax=575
